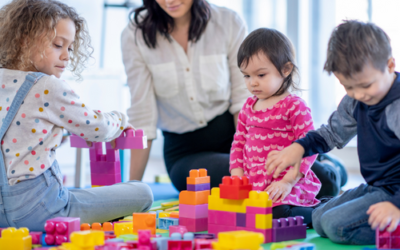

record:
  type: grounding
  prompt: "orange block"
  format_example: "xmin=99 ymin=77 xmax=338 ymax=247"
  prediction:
xmin=103 ymin=222 xmax=113 ymax=231
xmin=81 ymin=223 xmax=90 ymax=231
xmin=92 ymin=223 xmax=102 ymax=231
xmin=187 ymin=169 xmax=210 ymax=185
xmin=170 ymin=211 xmax=179 ymax=218
xmin=132 ymin=213 xmax=156 ymax=234
xmin=179 ymin=190 xmax=209 ymax=205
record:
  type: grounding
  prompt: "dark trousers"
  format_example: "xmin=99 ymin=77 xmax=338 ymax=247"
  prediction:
xmin=163 ymin=111 xmax=341 ymax=199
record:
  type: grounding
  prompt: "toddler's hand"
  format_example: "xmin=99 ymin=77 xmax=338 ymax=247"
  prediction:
xmin=265 ymin=179 xmax=293 ymax=203
xmin=231 ymin=168 xmax=244 ymax=177
xmin=367 ymin=201 xmax=400 ymax=232
xmin=265 ymin=143 xmax=304 ymax=178
xmin=110 ymin=123 xmax=136 ymax=148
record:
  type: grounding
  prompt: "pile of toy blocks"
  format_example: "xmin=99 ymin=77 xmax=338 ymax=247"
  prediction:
xmin=208 ymin=175 xmax=306 ymax=243
xmin=70 ymin=129 xmax=147 ymax=187
xmin=376 ymin=225 xmax=400 ymax=249
xmin=178 ymin=169 xmax=210 ymax=232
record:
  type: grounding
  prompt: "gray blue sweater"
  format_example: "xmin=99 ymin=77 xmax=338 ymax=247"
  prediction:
xmin=297 ymin=73 xmax=400 ymax=208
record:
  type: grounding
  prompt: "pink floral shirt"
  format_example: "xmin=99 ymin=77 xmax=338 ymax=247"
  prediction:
xmin=230 ymin=95 xmax=321 ymax=207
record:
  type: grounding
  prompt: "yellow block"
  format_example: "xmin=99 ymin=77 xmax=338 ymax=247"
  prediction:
xmin=156 ymin=229 xmax=169 ymax=234
xmin=69 ymin=230 xmax=104 ymax=248
xmin=208 ymin=188 xmax=223 ymax=210
xmin=255 ymin=213 xmax=273 ymax=229
xmin=161 ymin=200 xmax=179 ymax=208
xmin=158 ymin=212 xmax=171 ymax=218
xmin=0 ymin=227 xmax=32 ymax=250
xmin=211 ymin=231 xmax=264 ymax=250
xmin=247 ymin=191 xmax=272 ymax=208
xmin=208 ymin=188 xmax=247 ymax=213
xmin=91 ymin=185 xmax=103 ymax=188
xmin=114 ymin=222 xmax=133 ymax=237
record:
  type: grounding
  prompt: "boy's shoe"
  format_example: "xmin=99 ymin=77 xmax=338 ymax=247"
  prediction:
xmin=317 ymin=153 xmax=348 ymax=187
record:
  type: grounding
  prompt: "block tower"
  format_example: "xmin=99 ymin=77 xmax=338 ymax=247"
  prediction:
xmin=179 ymin=169 xmax=210 ymax=232
xmin=70 ymin=129 xmax=147 ymax=187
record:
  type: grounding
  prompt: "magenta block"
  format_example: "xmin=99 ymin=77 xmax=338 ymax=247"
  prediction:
xmin=246 ymin=213 xmax=256 ymax=228
xmin=89 ymin=142 xmax=103 ymax=161
xmin=90 ymin=161 xmax=121 ymax=175
xmin=168 ymin=240 xmax=192 ymax=250
xmin=376 ymin=225 xmax=400 ymax=249
xmin=70 ymin=134 xmax=91 ymax=148
xmin=271 ymin=216 xmax=306 ymax=242
xmin=237 ymin=226 xmax=273 ymax=243
xmin=208 ymin=224 xmax=236 ymax=236
xmin=30 ymin=231 xmax=43 ymax=244
xmin=44 ymin=217 xmax=80 ymax=245
xmin=187 ymin=183 xmax=210 ymax=191
xmin=179 ymin=204 xmax=208 ymax=219
xmin=169 ymin=225 xmax=188 ymax=237
xmin=138 ymin=230 xmax=157 ymax=250
xmin=236 ymin=213 xmax=246 ymax=227
xmin=208 ymin=210 xmax=236 ymax=226
xmin=195 ymin=239 xmax=216 ymax=249
xmin=91 ymin=173 xmax=121 ymax=186
xmin=193 ymin=233 xmax=215 ymax=239
xmin=247 ymin=206 xmax=272 ymax=214
xmin=114 ymin=129 xmax=147 ymax=150
xmin=179 ymin=217 xmax=208 ymax=232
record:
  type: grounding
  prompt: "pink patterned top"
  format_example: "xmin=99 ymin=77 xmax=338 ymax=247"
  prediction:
xmin=230 ymin=94 xmax=321 ymax=207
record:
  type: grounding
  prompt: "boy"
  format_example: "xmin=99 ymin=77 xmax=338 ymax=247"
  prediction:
xmin=264 ymin=20 xmax=400 ymax=245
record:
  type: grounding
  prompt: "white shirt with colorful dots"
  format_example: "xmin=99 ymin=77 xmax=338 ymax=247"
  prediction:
xmin=0 ymin=69 xmax=128 ymax=185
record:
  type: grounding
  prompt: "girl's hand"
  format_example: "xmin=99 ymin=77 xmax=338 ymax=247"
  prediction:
xmin=231 ymin=168 xmax=244 ymax=177
xmin=265 ymin=179 xmax=293 ymax=203
xmin=110 ymin=124 xmax=136 ymax=149
xmin=367 ymin=201 xmax=400 ymax=232
xmin=265 ymin=143 xmax=305 ymax=178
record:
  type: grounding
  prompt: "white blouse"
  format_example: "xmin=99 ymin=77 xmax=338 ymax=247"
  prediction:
xmin=121 ymin=4 xmax=249 ymax=140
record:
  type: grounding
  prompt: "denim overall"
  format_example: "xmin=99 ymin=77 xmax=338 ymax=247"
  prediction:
xmin=0 ymin=73 xmax=152 ymax=231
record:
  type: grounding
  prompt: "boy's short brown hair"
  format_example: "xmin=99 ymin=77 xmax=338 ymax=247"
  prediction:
xmin=324 ymin=20 xmax=392 ymax=77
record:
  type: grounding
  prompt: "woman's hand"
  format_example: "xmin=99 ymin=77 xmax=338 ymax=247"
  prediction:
xmin=367 ymin=201 xmax=400 ymax=232
xmin=265 ymin=179 xmax=293 ymax=203
xmin=265 ymin=143 xmax=305 ymax=178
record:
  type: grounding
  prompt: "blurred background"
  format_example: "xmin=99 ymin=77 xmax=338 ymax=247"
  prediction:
xmin=0 ymin=0 xmax=398 ymax=191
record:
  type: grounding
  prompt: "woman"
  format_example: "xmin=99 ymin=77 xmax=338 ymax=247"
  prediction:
xmin=121 ymin=0 xmax=347 ymax=196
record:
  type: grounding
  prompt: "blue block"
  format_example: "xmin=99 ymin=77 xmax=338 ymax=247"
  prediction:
xmin=187 ymin=183 xmax=210 ymax=191
xmin=154 ymin=237 xmax=170 ymax=250
xmin=158 ymin=217 xmax=179 ymax=230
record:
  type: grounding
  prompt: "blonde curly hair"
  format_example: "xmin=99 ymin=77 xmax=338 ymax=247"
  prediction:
xmin=0 ymin=0 xmax=93 ymax=80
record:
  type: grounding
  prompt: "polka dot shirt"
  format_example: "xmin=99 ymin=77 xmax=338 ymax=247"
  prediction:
xmin=0 ymin=69 xmax=128 ymax=185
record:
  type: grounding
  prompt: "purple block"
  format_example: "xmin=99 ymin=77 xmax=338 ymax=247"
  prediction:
xmin=236 ymin=213 xmax=246 ymax=227
xmin=91 ymin=173 xmax=121 ymax=185
xmin=208 ymin=210 xmax=236 ymax=226
xmin=179 ymin=204 xmax=208 ymax=219
xmin=44 ymin=217 xmax=80 ymax=245
xmin=90 ymin=161 xmax=121 ymax=175
xmin=272 ymin=216 xmax=306 ymax=242
xmin=247 ymin=206 xmax=272 ymax=214
xmin=246 ymin=213 xmax=256 ymax=228
xmin=70 ymin=134 xmax=91 ymax=148
xmin=114 ymin=129 xmax=147 ymax=149
xmin=30 ymin=231 xmax=43 ymax=245
xmin=193 ymin=233 xmax=215 ymax=239
xmin=187 ymin=183 xmax=210 ymax=191
xmin=208 ymin=224 xmax=236 ymax=236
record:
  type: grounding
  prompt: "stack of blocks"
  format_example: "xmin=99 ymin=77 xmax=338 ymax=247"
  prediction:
xmin=208 ymin=175 xmax=306 ymax=243
xmin=376 ymin=225 xmax=400 ymax=249
xmin=44 ymin=217 xmax=80 ymax=246
xmin=179 ymin=169 xmax=210 ymax=232
xmin=70 ymin=129 xmax=147 ymax=187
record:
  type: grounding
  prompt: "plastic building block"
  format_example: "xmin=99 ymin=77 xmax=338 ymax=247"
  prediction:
xmin=91 ymin=172 xmax=121 ymax=186
xmin=168 ymin=240 xmax=192 ymax=250
xmin=90 ymin=161 xmax=121 ymax=175
xmin=70 ymin=134 xmax=91 ymax=148
xmin=69 ymin=230 xmax=104 ymax=248
xmin=92 ymin=222 xmax=102 ymax=231
xmin=195 ymin=238 xmax=218 ymax=249
xmin=186 ymin=169 xmax=210 ymax=185
xmin=44 ymin=217 xmax=80 ymax=245
xmin=0 ymin=227 xmax=32 ymax=250
xmin=159 ymin=212 xmax=171 ymax=218
xmin=376 ymin=225 xmax=400 ymax=249
xmin=272 ymin=216 xmax=306 ymax=242
xmin=255 ymin=213 xmax=273 ymax=229
xmin=155 ymin=174 xmax=171 ymax=183
xmin=247 ymin=206 xmax=272 ymax=214
xmin=138 ymin=230 xmax=157 ymax=250
xmin=104 ymin=231 xmax=116 ymax=240
xmin=271 ymin=241 xmax=315 ymax=250
xmin=132 ymin=213 xmax=156 ymax=234
xmin=208 ymin=210 xmax=236 ymax=226
xmin=187 ymin=183 xmax=210 ymax=192
xmin=161 ymin=201 xmax=179 ymax=208
xmin=114 ymin=222 xmax=133 ymax=237
xmin=114 ymin=129 xmax=148 ymax=149
xmin=208 ymin=188 xmax=248 ymax=213
xmin=179 ymin=217 xmax=208 ymax=232
xmin=193 ymin=233 xmax=215 ymax=239
xmin=103 ymin=222 xmax=114 ymax=232
xmin=179 ymin=190 xmax=209 ymax=205
xmin=246 ymin=213 xmax=256 ymax=228
xmin=169 ymin=225 xmax=188 ymax=237
xmin=81 ymin=223 xmax=91 ymax=231
xmin=179 ymin=204 xmax=208 ymax=219
xmin=165 ymin=206 xmax=179 ymax=212
xmin=208 ymin=223 xmax=236 ymax=236
xmin=247 ymin=191 xmax=272 ymax=208
xmin=219 ymin=176 xmax=252 ymax=200
xmin=158 ymin=217 xmax=179 ymax=230
xmin=170 ymin=211 xmax=180 ymax=218
xmin=236 ymin=213 xmax=246 ymax=227
xmin=211 ymin=231 xmax=264 ymax=250
xmin=29 ymin=231 xmax=42 ymax=245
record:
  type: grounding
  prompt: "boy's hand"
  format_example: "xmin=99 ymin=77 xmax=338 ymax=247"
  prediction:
xmin=265 ymin=179 xmax=293 ymax=203
xmin=231 ymin=168 xmax=244 ymax=177
xmin=265 ymin=143 xmax=305 ymax=178
xmin=367 ymin=201 xmax=400 ymax=232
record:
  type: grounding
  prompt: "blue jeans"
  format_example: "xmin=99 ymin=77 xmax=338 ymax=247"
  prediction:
xmin=312 ymin=183 xmax=392 ymax=245
xmin=0 ymin=72 xmax=153 ymax=232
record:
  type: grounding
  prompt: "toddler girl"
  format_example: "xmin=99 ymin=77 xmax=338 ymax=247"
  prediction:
xmin=0 ymin=0 xmax=152 ymax=232
xmin=230 ymin=28 xmax=320 ymax=225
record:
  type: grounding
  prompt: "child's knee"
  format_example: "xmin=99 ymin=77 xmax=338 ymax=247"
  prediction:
xmin=126 ymin=181 xmax=154 ymax=211
xmin=320 ymin=210 xmax=346 ymax=243
xmin=312 ymin=209 xmax=326 ymax=237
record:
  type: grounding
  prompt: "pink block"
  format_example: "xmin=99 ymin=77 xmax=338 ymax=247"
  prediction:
xmin=208 ymin=210 xmax=236 ymax=226
xmin=169 ymin=225 xmax=188 ymax=237
xmin=236 ymin=226 xmax=272 ymax=243
xmin=105 ymin=149 xmax=120 ymax=162
xmin=208 ymin=224 xmax=236 ymax=236
xmin=89 ymin=142 xmax=103 ymax=161
xmin=179 ymin=204 xmax=208 ymax=219
xmin=376 ymin=225 xmax=400 ymax=249
xmin=138 ymin=230 xmax=157 ymax=250
xmin=246 ymin=213 xmax=256 ymax=228
xmin=195 ymin=239 xmax=217 ymax=249
xmin=168 ymin=240 xmax=192 ymax=250
xmin=30 ymin=231 xmax=43 ymax=244
xmin=90 ymin=161 xmax=121 ymax=175
xmin=114 ymin=129 xmax=147 ymax=150
xmin=70 ymin=134 xmax=91 ymax=148
xmin=91 ymin=173 xmax=121 ymax=185
xmin=44 ymin=217 xmax=80 ymax=245
xmin=179 ymin=217 xmax=208 ymax=232
xmin=247 ymin=206 xmax=272 ymax=214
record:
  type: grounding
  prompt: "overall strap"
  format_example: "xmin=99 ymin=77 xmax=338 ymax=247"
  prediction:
xmin=0 ymin=72 xmax=46 ymax=186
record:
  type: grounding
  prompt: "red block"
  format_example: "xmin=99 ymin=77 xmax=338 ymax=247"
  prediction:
xmin=219 ymin=176 xmax=252 ymax=200
xmin=179 ymin=217 xmax=208 ymax=232
xmin=44 ymin=217 xmax=80 ymax=245
xmin=208 ymin=210 xmax=236 ymax=226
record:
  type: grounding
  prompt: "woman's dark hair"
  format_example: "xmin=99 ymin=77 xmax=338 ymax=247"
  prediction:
xmin=238 ymin=28 xmax=300 ymax=97
xmin=130 ymin=0 xmax=211 ymax=49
